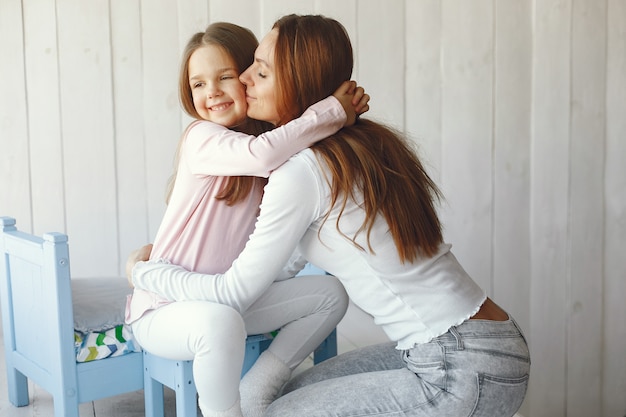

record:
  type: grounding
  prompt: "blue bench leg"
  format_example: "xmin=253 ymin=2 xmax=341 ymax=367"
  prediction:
xmin=174 ymin=360 xmax=197 ymax=416
xmin=53 ymin=394 xmax=80 ymax=417
xmin=6 ymin=367 xmax=29 ymax=407
xmin=313 ymin=328 xmax=337 ymax=364
xmin=144 ymin=366 xmax=165 ymax=417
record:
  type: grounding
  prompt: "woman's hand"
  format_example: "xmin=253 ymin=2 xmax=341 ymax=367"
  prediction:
xmin=332 ymin=81 xmax=370 ymax=126
xmin=126 ymin=243 xmax=153 ymax=287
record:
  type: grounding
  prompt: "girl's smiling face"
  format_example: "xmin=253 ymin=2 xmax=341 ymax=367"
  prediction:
xmin=189 ymin=44 xmax=248 ymax=127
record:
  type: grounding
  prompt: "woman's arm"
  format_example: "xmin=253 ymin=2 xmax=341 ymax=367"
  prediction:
xmin=132 ymin=155 xmax=321 ymax=312
xmin=275 ymin=249 xmax=308 ymax=281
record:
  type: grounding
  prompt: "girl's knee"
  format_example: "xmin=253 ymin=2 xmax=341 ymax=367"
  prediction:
xmin=320 ymin=276 xmax=349 ymax=316
xmin=189 ymin=302 xmax=246 ymax=345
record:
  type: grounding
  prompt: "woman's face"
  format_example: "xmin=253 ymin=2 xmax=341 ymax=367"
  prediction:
xmin=188 ymin=44 xmax=248 ymax=127
xmin=239 ymin=29 xmax=281 ymax=126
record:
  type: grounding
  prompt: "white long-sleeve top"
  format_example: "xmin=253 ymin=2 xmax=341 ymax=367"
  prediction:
xmin=125 ymin=97 xmax=346 ymax=324
xmin=132 ymin=148 xmax=487 ymax=349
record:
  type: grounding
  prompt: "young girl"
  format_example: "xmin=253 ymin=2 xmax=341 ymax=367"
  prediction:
xmin=126 ymin=22 xmax=366 ymax=417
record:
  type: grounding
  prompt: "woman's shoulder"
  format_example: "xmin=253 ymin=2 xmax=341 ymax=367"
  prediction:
xmin=268 ymin=149 xmax=327 ymax=189
xmin=264 ymin=149 xmax=326 ymax=214
xmin=274 ymin=148 xmax=321 ymax=175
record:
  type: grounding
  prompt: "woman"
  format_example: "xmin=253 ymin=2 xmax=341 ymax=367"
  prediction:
xmin=130 ymin=14 xmax=530 ymax=417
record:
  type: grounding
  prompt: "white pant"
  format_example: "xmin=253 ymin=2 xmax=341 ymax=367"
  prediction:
xmin=131 ymin=274 xmax=348 ymax=413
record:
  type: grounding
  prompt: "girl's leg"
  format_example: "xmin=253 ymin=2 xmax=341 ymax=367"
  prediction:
xmin=242 ymin=274 xmax=348 ymax=369
xmin=239 ymin=274 xmax=348 ymax=417
xmin=131 ymin=301 xmax=247 ymax=416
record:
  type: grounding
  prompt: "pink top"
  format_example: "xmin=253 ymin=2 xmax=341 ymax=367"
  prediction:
xmin=125 ymin=97 xmax=346 ymax=323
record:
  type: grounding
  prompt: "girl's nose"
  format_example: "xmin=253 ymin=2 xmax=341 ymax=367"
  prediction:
xmin=205 ymin=83 xmax=222 ymax=100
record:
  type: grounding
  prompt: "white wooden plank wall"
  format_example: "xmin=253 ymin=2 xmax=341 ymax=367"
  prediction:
xmin=604 ymin=2 xmax=626 ymax=416
xmin=529 ymin=1 xmax=572 ymax=415
xmin=0 ymin=1 xmax=624 ymax=416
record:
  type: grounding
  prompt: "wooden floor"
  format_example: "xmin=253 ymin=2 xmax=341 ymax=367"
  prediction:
xmin=0 ymin=302 xmax=389 ymax=417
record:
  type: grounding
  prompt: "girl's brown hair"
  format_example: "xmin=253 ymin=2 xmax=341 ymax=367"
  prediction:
xmin=273 ymin=15 xmax=443 ymax=261
xmin=166 ymin=22 xmax=272 ymax=205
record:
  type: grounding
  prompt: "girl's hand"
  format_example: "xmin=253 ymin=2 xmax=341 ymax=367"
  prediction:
xmin=352 ymin=85 xmax=370 ymax=116
xmin=126 ymin=243 xmax=153 ymax=287
xmin=332 ymin=81 xmax=370 ymax=126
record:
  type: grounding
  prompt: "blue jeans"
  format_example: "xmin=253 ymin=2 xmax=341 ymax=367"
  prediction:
xmin=267 ymin=317 xmax=530 ymax=417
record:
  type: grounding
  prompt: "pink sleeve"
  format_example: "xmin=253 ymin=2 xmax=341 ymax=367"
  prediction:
xmin=183 ymin=96 xmax=345 ymax=178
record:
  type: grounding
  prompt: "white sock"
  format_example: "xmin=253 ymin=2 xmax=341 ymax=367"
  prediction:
xmin=200 ymin=399 xmax=243 ymax=417
xmin=239 ymin=350 xmax=291 ymax=417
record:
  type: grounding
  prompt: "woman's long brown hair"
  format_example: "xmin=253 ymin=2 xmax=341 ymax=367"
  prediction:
xmin=166 ymin=22 xmax=272 ymax=205
xmin=273 ymin=15 xmax=443 ymax=261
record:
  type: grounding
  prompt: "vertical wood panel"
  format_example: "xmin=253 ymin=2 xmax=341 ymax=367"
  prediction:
xmin=405 ymin=0 xmax=443 ymax=184
xmin=603 ymin=1 xmax=626 ymax=415
xmin=260 ymin=0 xmax=316 ymax=31
xmin=357 ymin=0 xmax=405 ymax=129
xmin=209 ymin=0 xmax=263 ymax=36
xmin=529 ymin=1 xmax=572 ymax=416
xmin=56 ymin=0 xmax=119 ymax=276
xmin=0 ymin=0 xmax=31 ymax=228
xmin=492 ymin=0 xmax=532 ymax=354
xmin=22 ymin=0 xmax=65 ymax=236
xmin=178 ymin=0 xmax=210 ymax=134
xmin=568 ymin=0 xmax=607 ymax=415
xmin=440 ymin=0 xmax=494 ymax=292
xmin=178 ymin=0 xmax=209 ymax=47
xmin=140 ymin=0 xmax=183 ymax=240
xmin=110 ymin=0 xmax=150 ymax=274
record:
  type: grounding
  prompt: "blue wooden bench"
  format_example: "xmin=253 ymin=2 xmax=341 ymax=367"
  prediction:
xmin=0 ymin=216 xmax=336 ymax=416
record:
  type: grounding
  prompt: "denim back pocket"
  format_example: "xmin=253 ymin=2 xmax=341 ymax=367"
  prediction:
xmin=470 ymin=373 xmax=529 ymax=417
